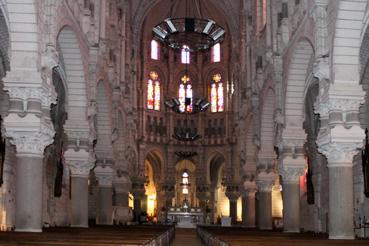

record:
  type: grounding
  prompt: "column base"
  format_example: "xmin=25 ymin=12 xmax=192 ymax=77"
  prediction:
xmin=15 ymin=229 xmax=42 ymax=233
xmin=71 ymin=224 xmax=88 ymax=228
xmin=329 ymin=235 xmax=355 ymax=240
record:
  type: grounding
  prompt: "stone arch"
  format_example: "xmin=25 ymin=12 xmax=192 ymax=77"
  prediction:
xmin=145 ymin=149 xmax=164 ymax=184
xmin=0 ymin=3 xmax=9 ymax=117
xmin=0 ymin=4 xmax=9 ymax=80
xmin=260 ymin=88 xmax=275 ymax=156
xmin=95 ymin=81 xmax=113 ymax=159
xmin=284 ymin=39 xmax=314 ymax=131
xmin=243 ymin=119 xmax=257 ymax=176
xmin=359 ymin=24 xmax=369 ymax=129
xmin=206 ymin=151 xmax=226 ymax=185
xmin=57 ymin=26 xmax=88 ymax=124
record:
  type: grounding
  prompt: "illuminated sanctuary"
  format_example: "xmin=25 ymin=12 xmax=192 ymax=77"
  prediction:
xmin=0 ymin=0 xmax=369 ymax=244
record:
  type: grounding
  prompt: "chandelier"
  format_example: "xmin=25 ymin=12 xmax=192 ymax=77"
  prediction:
xmin=175 ymin=151 xmax=198 ymax=159
xmin=153 ymin=17 xmax=225 ymax=51
xmin=165 ymin=97 xmax=210 ymax=114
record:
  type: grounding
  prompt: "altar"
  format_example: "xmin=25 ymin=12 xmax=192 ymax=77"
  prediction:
xmin=167 ymin=208 xmax=204 ymax=228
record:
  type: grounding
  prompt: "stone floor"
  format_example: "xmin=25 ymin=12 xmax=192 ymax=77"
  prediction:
xmin=172 ymin=228 xmax=203 ymax=246
xmin=200 ymin=227 xmax=369 ymax=246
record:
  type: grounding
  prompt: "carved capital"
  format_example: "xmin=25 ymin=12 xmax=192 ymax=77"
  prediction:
xmin=256 ymin=171 xmax=276 ymax=192
xmin=4 ymin=115 xmax=55 ymax=156
xmin=316 ymin=125 xmax=363 ymax=166
xmin=243 ymin=180 xmax=257 ymax=193
xmin=317 ymin=142 xmax=361 ymax=167
xmin=279 ymin=166 xmax=305 ymax=184
xmin=65 ymin=149 xmax=95 ymax=177
xmin=225 ymin=184 xmax=240 ymax=201
xmin=95 ymin=165 xmax=114 ymax=187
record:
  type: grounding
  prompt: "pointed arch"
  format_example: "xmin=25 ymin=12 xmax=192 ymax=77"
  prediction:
xmin=95 ymin=82 xmax=113 ymax=157
xmin=260 ymin=88 xmax=275 ymax=155
xmin=57 ymin=27 xmax=88 ymax=124
xmin=284 ymin=39 xmax=314 ymax=130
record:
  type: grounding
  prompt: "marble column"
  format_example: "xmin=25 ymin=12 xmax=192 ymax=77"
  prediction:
xmin=15 ymin=155 xmax=44 ymax=232
xmin=95 ymin=165 xmax=114 ymax=225
xmin=66 ymin=149 xmax=95 ymax=228
xmin=242 ymin=181 xmax=257 ymax=227
xmin=256 ymin=171 xmax=276 ymax=230
xmin=225 ymin=185 xmax=240 ymax=225
xmin=319 ymin=144 xmax=359 ymax=240
xmin=279 ymin=157 xmax=306 ymax=233
xmin=7 ymin=130 xmax=54 ymax=232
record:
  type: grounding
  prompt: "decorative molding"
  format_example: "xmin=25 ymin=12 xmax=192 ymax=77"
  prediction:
xmin=317 ymin=141 xmax=362 ymax=167
xmin=4 ymin=86 xmax=56 ymax=109
xmin=279 ymin=166 xmax=306 ymax=184
xmin=256 ymin=171 xmax=276 ymax=192
xmin=7 ymin=127 xmax=54 ymax=156
xmin=95 ymin=165 xmax=114 ymax=187
xmin=243 ymin=180 xmax=257 ymax=193
xmin=66 ymin=149 xmax=95 ymax=177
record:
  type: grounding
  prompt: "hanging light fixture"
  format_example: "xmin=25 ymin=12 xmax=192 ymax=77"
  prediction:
xmin=153 ymin=18 xmax=225 ymax=51
xmin=152 ymin=0 xmax=225 ymax=52
xmin=165 ymin=97 xmax=210 ymax=114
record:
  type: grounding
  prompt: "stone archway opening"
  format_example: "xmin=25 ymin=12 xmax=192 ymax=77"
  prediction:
xmin=142 ymin=150 xmax=163 ymax=221
xmin=175 ymin=159 xmax=197 ymax=208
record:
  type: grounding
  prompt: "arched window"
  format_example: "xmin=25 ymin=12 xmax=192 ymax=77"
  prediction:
xmin=181 ymin=45 xmax=190 ymax=64
xmin=182 ymin=171 xmax=189 ymax=194
xmin=151 ymin=40 xmax=160 ymax=60
xmin=147 ymin=71 xmax=160 ymax=110
xmin=210 ymin=73 xmax=224 ymax=112
xmin=211 ymin=43 xmax=221 ymax=62
xmin=256 ymin=0 xmax=267 ymax=32
xmin=179 ymin=75 xmax=193 ymax=112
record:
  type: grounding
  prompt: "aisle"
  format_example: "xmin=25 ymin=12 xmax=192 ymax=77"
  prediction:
xmin=171 ymin=228 xmax=203 ymax=246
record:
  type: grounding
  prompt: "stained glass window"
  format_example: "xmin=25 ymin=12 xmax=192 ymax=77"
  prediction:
xmin=147 ymin=80 xmax=154 ymax=109
xmin=151 ymin=40 xmax=159 ymax=60
xmin=179 ymin=84 xmax=185 ymax=112
xmin=147 ymin=71 xmax=160 ymax=110
xmin=182 ymin=171 xmax=189 ymax=194
xmin=211 ymin=43 xmax=221 ymax=62
xmin=181 ymin=45 xmax=190 ymax=64
xmin=179 ymin=75 xmax=193 ymax=112
xmin=210 ymin=73 xmax=224 ymax=112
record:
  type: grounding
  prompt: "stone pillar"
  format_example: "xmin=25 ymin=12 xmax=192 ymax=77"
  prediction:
xmin=279 ymin=156 xmax=306 ymax=233
xmin=4 ymin=123 xmax=54 ymax=232
xmin=242 ymin=180 xmax=257 ymax=227
xmin=256 ymin=171 xmax=276 ymax=230
xmin=3 ymin=76 xmax=56 ymax=232
xmin=66 ymin=149 xmax=95 ymax=228
xmin=95 ymin=165 xmax=114 ymax=225
xmin=113 ymin=173 xmax=132 ymax=224
xmin=197 ymin=185 xmax=211 ymax=224
xmin=225 ymin=184 xmax=240 ymax=225
xmin=132 ymin=179 xmax=146 ymax=219
xmin=318 ymin=143 xmax=360 ymax=239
